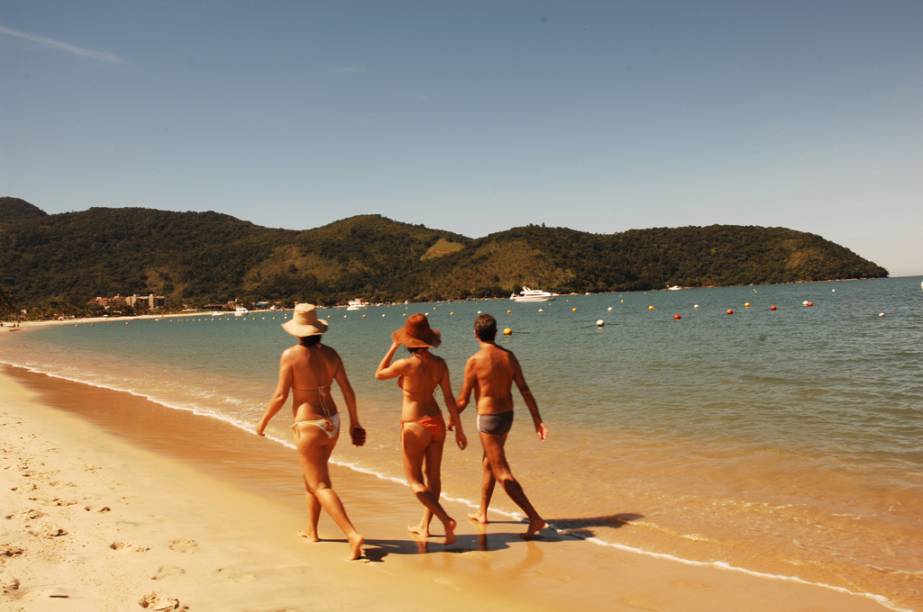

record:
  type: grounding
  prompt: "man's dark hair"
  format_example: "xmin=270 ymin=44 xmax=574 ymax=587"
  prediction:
xmin=474 ymin=313 xmax=497 ymax=341
xmin=299 ymin=335 xmax=322 ymax=347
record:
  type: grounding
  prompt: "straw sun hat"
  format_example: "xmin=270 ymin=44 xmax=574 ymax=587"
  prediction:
xmin=281 ymin=303 xmax=329 ymax=337
xmin=392 ymin=313 xmax=441 ymax=348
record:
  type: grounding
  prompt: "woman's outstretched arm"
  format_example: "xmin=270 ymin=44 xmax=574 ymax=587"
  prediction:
xmin=332 ymin=352 xmax=361 ymax=431
xmin=256 ymin=352 xmax=293 ymax=436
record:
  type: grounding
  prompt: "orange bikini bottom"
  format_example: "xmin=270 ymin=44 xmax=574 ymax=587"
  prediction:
xmin=403 ymin=414 xmax=446 ymax=442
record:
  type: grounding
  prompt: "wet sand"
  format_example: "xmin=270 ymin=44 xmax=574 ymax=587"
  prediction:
xmin=0 ymin=365 xmax=901 ymax=611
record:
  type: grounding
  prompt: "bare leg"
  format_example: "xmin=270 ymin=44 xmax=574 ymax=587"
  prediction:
xmin=299 ymin=486 xmax=322 ymax=542
xmin=480 ymin=432 xmax=545 ymax=538
xmin=469 ymin=450 xmax=497 ymax=524
xmin=402 ymin=424 xmax=456 ymax=545
xmin=410 ymin=437 xmax=445 ymax=537
xmin=295 ymin=425 xmax=364 ymax=559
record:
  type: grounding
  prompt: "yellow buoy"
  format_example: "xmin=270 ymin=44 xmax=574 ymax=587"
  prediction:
xmin=607 ymin=306 xmax=613 ymax=312
xmin=744 ymin=302 xmax=751 ymax=308
xmin=620 ymin=299 xmax=624 ymax=304
xmin=503 ymin=327 xmax=513 ymax=336
xmin=647 ymin=305 xmax=655 ymax=311
xmin=506 ymin=308 xmax=512 ymax=315
xmin=595 ymin=319 xmax=605 ymax=327
xmin=571 ymin=307 xmax=577 ymax=313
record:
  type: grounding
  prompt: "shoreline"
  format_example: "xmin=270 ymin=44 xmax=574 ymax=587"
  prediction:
xmin=6 ymin=275 xmax=918 ymax=333
xmin=0 ymin=363 xmax=905 ymax=611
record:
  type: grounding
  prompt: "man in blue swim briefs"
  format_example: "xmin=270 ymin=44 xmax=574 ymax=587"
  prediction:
xmin=457 ymin=313 xmax=549 ymax=538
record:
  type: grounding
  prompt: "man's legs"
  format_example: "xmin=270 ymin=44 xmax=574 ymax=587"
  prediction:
xmin=479 ymin=431 xmax=545 ymax=538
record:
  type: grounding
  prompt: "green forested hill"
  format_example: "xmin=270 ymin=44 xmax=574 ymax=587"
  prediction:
xmin=0 ymin=198 xmax=887 ymax=315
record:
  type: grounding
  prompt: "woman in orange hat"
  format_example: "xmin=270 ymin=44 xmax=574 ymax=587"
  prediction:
xmin=256 ymin=303 xmax=366 ymax=560
xmin=375 ymin=313 xmax=467 ymax=545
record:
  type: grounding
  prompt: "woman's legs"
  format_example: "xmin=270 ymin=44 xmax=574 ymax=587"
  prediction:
xmin=401 ymin=424 xmax=455 ymax=545
xmin=300 ymin=485 xmax=322 ymax=542
xmin=294 ymin=426 xmax=364 ymax=559
xmin=408 ymin=436 xmax=445 ymax=537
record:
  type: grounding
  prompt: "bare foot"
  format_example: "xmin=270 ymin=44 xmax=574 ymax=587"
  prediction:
xmin=298 ymin=530 xmax=319 ymax=543
xmin=407 ymin=523 xmax=430 ymax=537
xmin=522 ymin=516 xmax=546 ymax=540
xmin=347 ymin=533 xmax=364 ymax=560
xmin=443 ymin=518 xmax=457 ymax=546
xmin=467 ymin=511 xmax=489 ymax=525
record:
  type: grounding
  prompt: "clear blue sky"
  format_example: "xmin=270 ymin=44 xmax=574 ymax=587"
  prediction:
xmin=2 ymin=1 xmax=921 ymax=275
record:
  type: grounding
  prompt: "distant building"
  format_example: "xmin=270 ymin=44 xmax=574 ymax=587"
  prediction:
xmin=90 ymin=293 xmax=164 ymax=311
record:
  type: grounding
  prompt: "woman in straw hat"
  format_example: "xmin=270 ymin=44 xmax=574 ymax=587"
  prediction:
xmin=375 ymin=313 xmax=467 ymax=545
xmin=257 ymin=303 xmax=366 ymax=560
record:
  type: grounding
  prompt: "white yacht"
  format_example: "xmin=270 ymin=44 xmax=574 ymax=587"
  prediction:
xmin=667 ymin=285 xmax=683 ymax=291
xmin=510 ymin=287 xmax=556 ymax=303
xmin=234 ymin=306 xmax=249 ymax=317
xmin=346 ymin=298 xmax=369 ymax=311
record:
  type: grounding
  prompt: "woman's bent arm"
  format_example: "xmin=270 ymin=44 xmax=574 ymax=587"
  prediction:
xmin=374 ymin=341 xmax=406 ymax=380
xmin=257 ymin=353 xmax=293 ymax=436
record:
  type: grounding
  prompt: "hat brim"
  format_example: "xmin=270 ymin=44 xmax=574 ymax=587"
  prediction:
xmin=282 ymin=318 xmax=328 ymax=337
xmin=392 ymin=327 xmax=441 ymax=348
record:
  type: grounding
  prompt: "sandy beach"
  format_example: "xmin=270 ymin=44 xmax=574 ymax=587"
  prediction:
xmin=0 ymin=362 xmax=900 ymax=611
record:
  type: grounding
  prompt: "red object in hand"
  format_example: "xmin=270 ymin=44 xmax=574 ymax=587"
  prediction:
xmin=726 ymin=309 xmax=735 ymax=315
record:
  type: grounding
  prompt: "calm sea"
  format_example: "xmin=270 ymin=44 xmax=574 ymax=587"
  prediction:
xmin=4 ymin=276 xmax=922 ymax=608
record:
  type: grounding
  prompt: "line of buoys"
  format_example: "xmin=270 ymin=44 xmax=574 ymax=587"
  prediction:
xmin=595 ymin=319 xmax=605 ymax=327
xmin=673 ymin=313 xmax=682 ymax=320
xmin=503 ymin=327 xmax=513 ymax=336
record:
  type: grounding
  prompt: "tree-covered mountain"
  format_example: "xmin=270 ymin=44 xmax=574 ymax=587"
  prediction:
xmin=0 ymin=198 xmax=887 ymax=315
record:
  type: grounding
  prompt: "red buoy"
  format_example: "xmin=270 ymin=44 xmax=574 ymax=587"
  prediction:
xmin=769 ymin=304 xmax=778 ymax=311
xmin=726 ymin=308 xmax=735 ymax=315
xmin=803 ymin=300 xmax=815 ymax=308
xmin=673 ymin=313 xmax=682 ymax=320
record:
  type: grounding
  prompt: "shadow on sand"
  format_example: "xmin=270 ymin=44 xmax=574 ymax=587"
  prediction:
xmin=351 ymin=512 xmax=643 ymax=562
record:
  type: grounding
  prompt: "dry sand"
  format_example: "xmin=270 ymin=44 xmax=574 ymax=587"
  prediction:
xmin=0 ymin=365 xmax=897 ymax=611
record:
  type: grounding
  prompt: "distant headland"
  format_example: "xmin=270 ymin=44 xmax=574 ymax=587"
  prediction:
xmin=0 ymin=196 xmax=887 ymax=318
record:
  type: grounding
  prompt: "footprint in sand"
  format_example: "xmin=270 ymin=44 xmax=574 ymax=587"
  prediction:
xmin=138 ymin=592 xmax=189 ymax=610
xmin=1 ymin=545 xmax=24 ymax=558
xmin=151 ymin=565 xmax=186 ymax=581
xmin=214 ymin=567 xmax=256 ymax=584
xmin=24 ymin=509 xmax=45 ymax=521
xmin=167 ymin=539 xmax=198 ymax=553
xmin=1 ymin=576 xmax=20 ymax=596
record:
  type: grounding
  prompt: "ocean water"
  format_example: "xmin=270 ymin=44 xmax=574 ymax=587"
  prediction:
xmin=3 ymin=276 xmax=922 ymax=609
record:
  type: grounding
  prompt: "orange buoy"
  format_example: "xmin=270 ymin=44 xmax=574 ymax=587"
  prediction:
xmin=673 ymin=313 xmax=682 ymax=320
xmin=769 ymin=304 xmax=778 ymax=311
xmin=726 ymin=308 xmax=735 ymax=315
xmin=744 ymin=302 xmax=751 ymax=308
